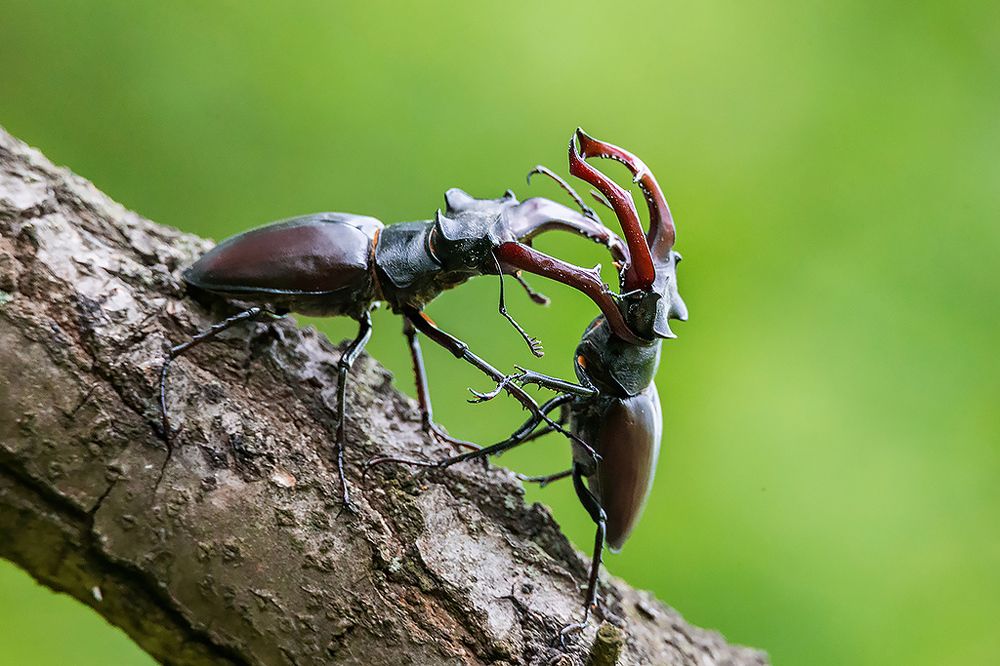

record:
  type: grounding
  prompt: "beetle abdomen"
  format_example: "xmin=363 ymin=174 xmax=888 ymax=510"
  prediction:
xmin=184 ymin=213 xmax=383 ymax=317
xmin=589 ymin=383 xmax=661 ymax=552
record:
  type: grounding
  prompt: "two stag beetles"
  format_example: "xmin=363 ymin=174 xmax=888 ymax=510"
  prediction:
xmin=160 ymin=129 xmax=686 ymax=644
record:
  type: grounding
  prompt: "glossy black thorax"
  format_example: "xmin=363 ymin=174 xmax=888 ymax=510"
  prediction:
xmin=575 ymin=317 xmax=662 ymax=398
xmin=372 ymin=191 xmax=523 ymax=312
xmin=372 ymin=217 xmax=494 ymax=313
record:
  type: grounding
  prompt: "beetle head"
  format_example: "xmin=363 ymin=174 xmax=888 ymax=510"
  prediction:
xmin=431 ymin=189 xmax=520 ymax=274
xmin=617 ymin=250 xmax=687 ymax=340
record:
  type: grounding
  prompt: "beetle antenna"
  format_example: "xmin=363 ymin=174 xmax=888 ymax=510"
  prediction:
xmin=492 ymin=253 xmax=544 ymax=357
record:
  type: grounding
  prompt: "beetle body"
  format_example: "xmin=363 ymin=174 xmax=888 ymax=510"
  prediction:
xmin=185 ymin=190 xmax=626 ymax=318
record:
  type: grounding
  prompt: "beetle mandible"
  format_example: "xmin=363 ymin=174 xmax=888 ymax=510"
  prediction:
xmin=368 ymin=129 xmax=687 ymax=641
xmin=159 ymin=163 xmax=630 ymax=511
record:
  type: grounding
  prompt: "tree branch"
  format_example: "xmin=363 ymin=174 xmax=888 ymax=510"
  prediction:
xmin=0 ymin=127 xmax=768 ymax=666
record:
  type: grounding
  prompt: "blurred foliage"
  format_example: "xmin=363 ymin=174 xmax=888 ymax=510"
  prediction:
xmin=1 ymin=1 xmax=997 ymax=664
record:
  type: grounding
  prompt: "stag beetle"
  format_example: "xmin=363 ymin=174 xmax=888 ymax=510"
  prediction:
xmin=159 ymin=166 xmax=630 ymax=511
xmin=368 ymin=129 xmax=686 ymax=641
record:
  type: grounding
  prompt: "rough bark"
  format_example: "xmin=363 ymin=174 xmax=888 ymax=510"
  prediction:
xmin=0 ymin=126 xmax=768 ymax=666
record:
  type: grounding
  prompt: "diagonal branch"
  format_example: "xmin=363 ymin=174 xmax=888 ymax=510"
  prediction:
xmin=0 ymin=127 xmax=767 ymax=666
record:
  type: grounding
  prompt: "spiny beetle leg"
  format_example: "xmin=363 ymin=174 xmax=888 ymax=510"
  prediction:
xmin=512 ymin=367 xmax=599 ymax=399
xmin=527 ymin=164 xmax=601 ymax=223
xmin=332 ymin=311 xmax=373 ymax=514
xmin=511 ymin=401 xmax=569 ymax=446
xmin=402 ymin=318 xmax=481 ymax=453
xmin=557 ymin=464 xmax=608 ymax=647
xmin=402 ymin=307 xmax=582 ymax=450
xmin=515 ymin=468 xmax=572 ymax=487
xmin=363 ymin=455 xmax=446 ymax=478
xmin=426 ymin=422 xmax=481 ymax=453
xmin=365 ymin=394 xmax=577 ymax=476
xmin=471 ymin=365 xmax=597 ymax=404
xmin=425 ymin=422 xmax=488 ymax=471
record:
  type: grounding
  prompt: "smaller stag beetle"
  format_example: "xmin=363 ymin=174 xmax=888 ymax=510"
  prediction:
xmin=159 ymin=164 xmax=629 ymax=511
xmin=368 ymin=129 xmax=687 ymax=642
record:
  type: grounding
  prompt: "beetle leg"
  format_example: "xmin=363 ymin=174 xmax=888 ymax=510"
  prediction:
xmin=514 ymin=366 xmax=598 ymax=398
xmin=492 ymin=253 xmax=544 ymax=357
xmin=516 ymin=399 xmax=570 ymax=445
xmin=159 ymin=305 xmax=284 ymax=451
xmin=403 ymin=319 xmax=481 ymax=453
xmin=333 ymin=311 xmax=373 ymax=514
xmin=515 ymin=468 xmax=572 ymax=487
xmin=558 ymin=463 xmax=607 ymax=646
xmin=496 ymin=241 xmax=645 ymax=345
xmin=526 ymin=164 xmax=600 ymax=222
xmin=365 ymin=394 xmax=575 ymax=473
xmin=470 ymin=364 xmax=596 ymax=404
xmin=401 ymin=308 xmax=592 ymax=456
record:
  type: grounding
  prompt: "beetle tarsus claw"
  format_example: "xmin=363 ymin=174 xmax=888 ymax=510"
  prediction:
xmin=468 ymin=371 xmax=526 ymax=403
xmin=337 ymin=498 xmax=361 ymax=518
xmin=516 ymin=469 xmax=572 ymax=487
xmin=467 ymin=385 xmax=501 ymax=403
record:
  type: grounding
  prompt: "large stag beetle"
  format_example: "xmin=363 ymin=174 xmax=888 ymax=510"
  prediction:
xmin=368 ymin=129 xmax=687 ymax=640
xmin=159 ymin=150 xmax=630 ymax=511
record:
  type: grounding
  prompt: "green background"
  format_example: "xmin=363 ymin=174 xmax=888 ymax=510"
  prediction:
xmin=1 ymin=2 xmax=997 ymax=664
